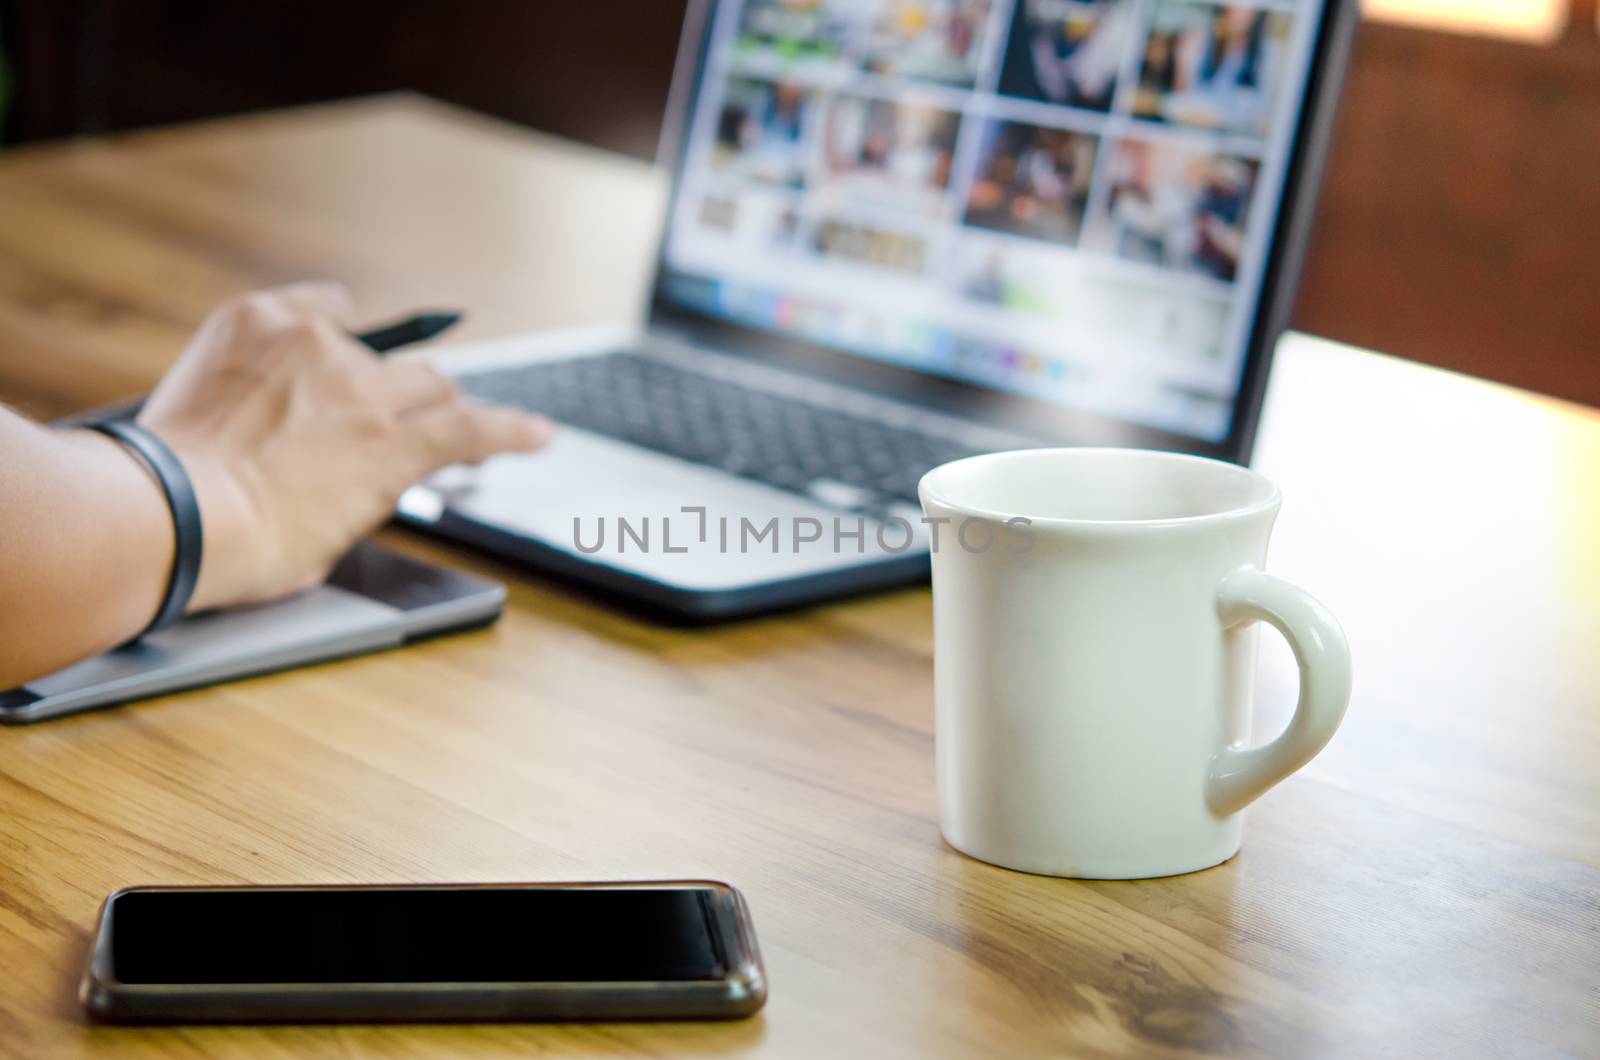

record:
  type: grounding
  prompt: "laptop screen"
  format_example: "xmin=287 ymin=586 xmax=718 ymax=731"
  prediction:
xmin=657 ymin=0 xmax=1329 ymax=443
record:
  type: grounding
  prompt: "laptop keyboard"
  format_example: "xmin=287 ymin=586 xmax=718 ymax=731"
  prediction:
xmin=456 ymin=351 xmax=982 ymax=506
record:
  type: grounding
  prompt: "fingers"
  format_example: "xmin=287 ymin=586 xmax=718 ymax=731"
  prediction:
xmin=410 ymin=398 xmax=554 ymax=471
xmin=383 ymin=361 xmax=556 ymax=470
xmin=259 ymin=282 xmax=356 ymax=327
xmin=215 ymin=283 xmax=357 ymax=347
xmin=383 ymin=362 xmax=459 ymax=414
xmin=206 ymin=283 xmax=555 ymax=474
xmin=288 ymin=314 xmax=373 ymax=375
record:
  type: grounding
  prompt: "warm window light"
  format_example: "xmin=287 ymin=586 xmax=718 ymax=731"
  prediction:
xmin=1362 ymin=0 xmax=1568 ymax=43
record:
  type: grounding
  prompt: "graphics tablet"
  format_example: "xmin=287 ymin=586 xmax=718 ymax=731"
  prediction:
xmin=0 ymin=543 xmax=504 ymax=724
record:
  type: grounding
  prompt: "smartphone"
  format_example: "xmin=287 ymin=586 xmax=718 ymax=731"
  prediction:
xmin=81 ymin=881 xmax=766 ymax=1023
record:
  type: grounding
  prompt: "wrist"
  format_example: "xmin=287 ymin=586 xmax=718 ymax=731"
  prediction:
xmin=84 ymin=420 xmax=205 ymax=635
xmin=59 ymin=427 xmax=177 ymax=636
xmin=158 ymin=437 xmax=259 ymax=614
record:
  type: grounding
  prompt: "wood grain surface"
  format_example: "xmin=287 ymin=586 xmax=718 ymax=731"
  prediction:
xmin=0 ymin=95 xmax=1596 ymax=1058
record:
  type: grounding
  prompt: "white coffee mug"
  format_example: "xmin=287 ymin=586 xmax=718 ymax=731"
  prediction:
xmin=919 ymin=448 xmax=1351 ymax=879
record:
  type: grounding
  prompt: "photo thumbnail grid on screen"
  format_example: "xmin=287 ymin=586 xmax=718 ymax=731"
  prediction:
xmin=665 ymin=0 xmax=1320 ymax=441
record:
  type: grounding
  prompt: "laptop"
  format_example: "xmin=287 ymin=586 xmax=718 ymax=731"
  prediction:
xmin=399 ymin=0 xmax=1357 ymax=619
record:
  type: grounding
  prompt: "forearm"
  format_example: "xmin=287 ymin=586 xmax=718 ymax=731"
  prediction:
xmin=0 ymin=408 xmax=175 ymax=688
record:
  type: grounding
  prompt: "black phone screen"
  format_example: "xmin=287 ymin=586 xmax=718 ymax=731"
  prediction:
xmin=106 ymin=887 xmax=726 ymax=985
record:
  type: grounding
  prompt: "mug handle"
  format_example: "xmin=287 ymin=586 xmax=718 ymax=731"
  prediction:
xmin=1206 ymin=567 xmax=1353 ymax=817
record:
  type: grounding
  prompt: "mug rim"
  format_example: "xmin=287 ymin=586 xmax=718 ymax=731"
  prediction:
xmin=917 ymin=446 xmax=1282 ymax=529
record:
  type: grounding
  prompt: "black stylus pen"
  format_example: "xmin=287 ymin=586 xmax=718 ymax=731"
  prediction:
xmin=353 ymin=311 xmax=463 ymax=354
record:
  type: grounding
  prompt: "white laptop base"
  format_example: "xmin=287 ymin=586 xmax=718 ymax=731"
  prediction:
xmin=400 ymin=325 xmax=1035 ymax=619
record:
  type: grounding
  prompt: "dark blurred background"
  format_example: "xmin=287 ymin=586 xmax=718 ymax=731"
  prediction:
xmin=1 ymin=0 xmax=1595 ymax=407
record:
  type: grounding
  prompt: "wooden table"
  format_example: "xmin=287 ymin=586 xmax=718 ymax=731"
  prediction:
xmin=1 ymin=95 xmax=1596 ymax=1058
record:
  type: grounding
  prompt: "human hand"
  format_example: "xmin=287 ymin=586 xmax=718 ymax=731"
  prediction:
xmin=137 ymin=282 xmax=550 ymax=612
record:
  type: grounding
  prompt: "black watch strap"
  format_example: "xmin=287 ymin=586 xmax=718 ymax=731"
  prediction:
xmin=87 ymin=420 xmax=204 ymax=637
